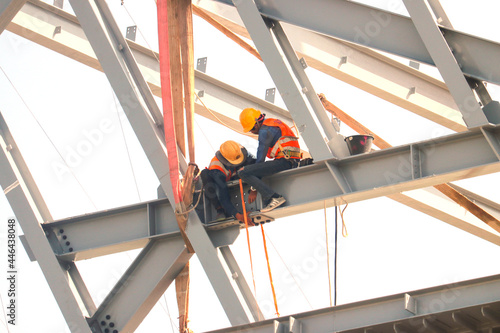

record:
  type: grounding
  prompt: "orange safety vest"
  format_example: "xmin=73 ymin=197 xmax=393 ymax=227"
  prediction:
xmin=263 ymin=118 xmax=301 ymax=160
xmin=208 ymin=156 xmax=233 ymax=181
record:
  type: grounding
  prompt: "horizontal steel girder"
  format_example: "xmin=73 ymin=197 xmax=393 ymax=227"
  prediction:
xmin=213 ymin=0 xmax=500 ymax=85
xmin=43 ymin=124 xmax=500 ymax=260
xmin=0 ymin=0 xmax=26 ymax=33
xmin=42 ymin=198 xmax=241 ymax=261
xmin=203 ymin=274 xmax=500 ymax=333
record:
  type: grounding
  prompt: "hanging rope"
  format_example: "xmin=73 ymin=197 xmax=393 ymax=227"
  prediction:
xmin=339 ymin=203 xmax=349 ymax=237
xmin=238 ymin=179 xmax=259 ymax=312
xmin=260 ymin=224 xmax=280 ymax=317
xmin=174 ymin=184 xmax=203 ymax=217
xmin=324 ymin=201 xmax=333 ymax=307
xmin=334 ymin=205 xmax=338 ymax=306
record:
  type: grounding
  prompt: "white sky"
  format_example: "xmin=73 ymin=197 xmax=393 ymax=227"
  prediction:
xmin=1 ymin=0 xmax=500 ymax=332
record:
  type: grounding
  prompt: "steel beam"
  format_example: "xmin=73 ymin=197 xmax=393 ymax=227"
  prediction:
xmin=42 ymin=196 xmax=246 ymax=258
xmin=220 ymin=246 xmax=264 ymax=322
xmin=66 ymin=0 xmax=191 ymax=200
xmin=387 ymin=187 xmax=500 ymax=246
xmin=1 ymin=110 xmax=97 ymax=321
xmin=266 ymin=125 xmax=500 ymax=218
xmin=5 ymin=0 xmax=293 ymax=134
xmin=45 ymin=125 xmax=500 ymax=254
xmin=232 ymin=0 xmax=340 ymax=160
xmin=10 ymin=1 xmax=499 ymax=244
xmin=271 ymin=20 xmax=348 ymax=157
xmin=194 ymin=2 xmax=467 ymax=132
xmin=42 ymin=181 xmax=256 ymax=325
xmin=5 ymin=0 xmax=499 ymax=246
xmin=0 ymin=0 xmax=26 ymax=33
xmin=280 ymin=23 xmax=467 ymax=132
xmin=447 ymin=183 xmax=500 ymax=220
xmin=213 ymin=0 xmax=500 ymax=85
xmin=66 ymin=0 xmax=261 ymax=327
xmin=87 ymin=238 xmax=192 ymax=333
xmin=203 ymin=274 xmax=500 ymax=333
xmin=402 ymin=0 xmax=489 ymax=128
xmin=0 ymin=115 xmax=91 ymax=332
xmin=7 ymin=0 xmax=474 ymax=133
xmin=185 ymin=213 xmax=256 ymax=325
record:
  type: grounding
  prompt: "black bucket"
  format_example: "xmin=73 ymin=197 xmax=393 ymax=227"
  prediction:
xmin=345 ymin=135 xmax=374 ymax=155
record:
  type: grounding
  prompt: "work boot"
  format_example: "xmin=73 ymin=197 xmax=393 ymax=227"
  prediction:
xmin=261 ymin=196 xmax=286 ymax=213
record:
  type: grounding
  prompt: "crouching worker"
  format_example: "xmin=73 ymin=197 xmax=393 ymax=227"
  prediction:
xmin=200 ymin=140 xmax=255 ymax=223
xmin=238 ymin=108 xmax=301 ymax=213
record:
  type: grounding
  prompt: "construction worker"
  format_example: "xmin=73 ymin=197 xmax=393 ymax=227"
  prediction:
xmin=200 ymin=140 xmax=255 ymax=223
xmin=238 ymin=108 xmax=301 ymax=213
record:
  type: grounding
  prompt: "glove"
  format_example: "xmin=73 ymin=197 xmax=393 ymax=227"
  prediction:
xmin=235 ymin=212 xmax=254 ymax=225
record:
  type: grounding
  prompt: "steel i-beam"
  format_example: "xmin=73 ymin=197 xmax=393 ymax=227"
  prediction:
xmin=0 ymin=0 xmax=27 ymax=33
xmin=64 ymin=0 xmax=262 ymax=327
xmin=232 ymin=0 xmax=344 ymax=160
xmin=0 ymin=114 xmax=92 ymax=332
xmin=402 ymin=0 xmax=489 ymax=128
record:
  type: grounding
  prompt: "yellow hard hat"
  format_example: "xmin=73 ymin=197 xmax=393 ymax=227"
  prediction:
xmin=239 ymin=108 xmax=262 ymax=132
xmin=219 ymin=140 xmax=245 ymax=165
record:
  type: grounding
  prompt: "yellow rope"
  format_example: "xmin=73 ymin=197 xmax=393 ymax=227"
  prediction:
xmin=340 ymin=203 xmax=349 ymax=237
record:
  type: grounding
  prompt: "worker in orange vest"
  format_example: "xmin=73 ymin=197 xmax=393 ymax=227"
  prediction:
xmin=238 ymin=108 xmax=301 ymax=213
xmin=200 ymin=140 xmax=255 ymax=223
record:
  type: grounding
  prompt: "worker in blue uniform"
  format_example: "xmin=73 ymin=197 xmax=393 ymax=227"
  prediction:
xmin=200 ymin=140 xmax=255 ymax=223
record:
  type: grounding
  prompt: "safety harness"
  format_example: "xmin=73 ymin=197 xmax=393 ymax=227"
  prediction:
xmin=208 ymin=156 xmax=233 ymax=181
xmin=263 ymin=118 xmax=301 ymax=160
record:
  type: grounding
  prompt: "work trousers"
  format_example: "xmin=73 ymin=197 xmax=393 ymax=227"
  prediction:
xmin=237 ymin=158 xmax=298 ymax=202
xmin=200 ymin=168 xmax=238 ymax=218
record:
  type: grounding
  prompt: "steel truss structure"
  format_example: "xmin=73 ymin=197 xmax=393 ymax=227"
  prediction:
xmin=1 ymin=0 xmax=500 ymax=332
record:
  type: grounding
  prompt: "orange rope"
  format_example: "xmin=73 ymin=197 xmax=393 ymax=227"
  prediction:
xmin=260 ymin=224 xmax=280 ymax=317
xmin=239 ymin=180 xmax=258 ymax=307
